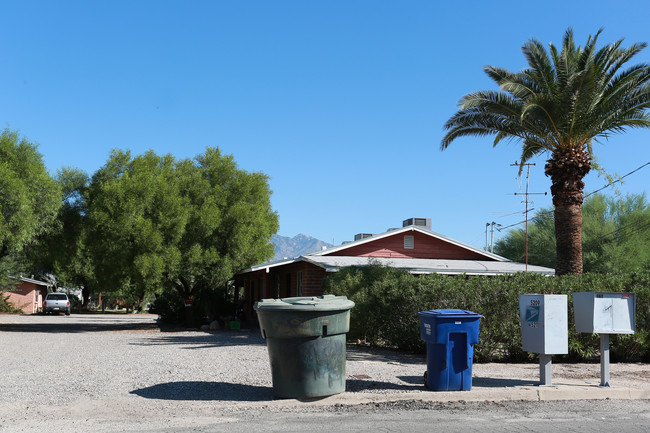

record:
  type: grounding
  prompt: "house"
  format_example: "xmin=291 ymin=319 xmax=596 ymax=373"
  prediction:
xmin=234 ymin=218 xmax=554 ymax=321
xmin=4 ymin=276 xmax=51 ymax=314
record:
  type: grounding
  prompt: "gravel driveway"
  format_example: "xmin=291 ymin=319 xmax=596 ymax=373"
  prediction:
xmin=1 ymin=313 xmax=648 ymax=432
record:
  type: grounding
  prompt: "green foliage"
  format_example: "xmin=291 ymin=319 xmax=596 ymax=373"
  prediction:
xmin=495 ymin=193 xmax=650 ymax=273
xmin=87 ymin=150 xmax=184 ymax=301
xmin=0 ymin=291 xmax=19 ymax=313
xmin=324 ymin=266 xmax=650 ymax=362
xmin=0 ymin=129 xmax=61 ymax=258
xmin=441 ymin=28 xmax=650 ymax=167
xmin=152 ymin=288 xmax=186 ymax=324
xmin=25 ymin=167 xmax=95 ymax=294
xmin=0 ymin=254 xmax=29 ymax=312
xmin=86 ymin=147 xmax=278 ymax=321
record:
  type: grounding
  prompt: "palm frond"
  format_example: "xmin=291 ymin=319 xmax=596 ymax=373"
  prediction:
xmin=522 ymin=39 xmax=556 ymax=94
xmin=441 ymin=27 xmax=650 ymax=162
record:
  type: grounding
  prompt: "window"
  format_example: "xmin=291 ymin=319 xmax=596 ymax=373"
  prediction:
xmin=285 ymin=273 xmax=291 ymax=298
xmin=404 ymin=235 xmax=414 ymax=249
xmin=297 ymin=271 xmax=303 ymax=296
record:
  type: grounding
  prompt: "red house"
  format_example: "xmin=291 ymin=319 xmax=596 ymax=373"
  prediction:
xmin=234 ymin=218 xmax=554 ymax=320
xmin=4 ymin=276 xmax=50 ymax=314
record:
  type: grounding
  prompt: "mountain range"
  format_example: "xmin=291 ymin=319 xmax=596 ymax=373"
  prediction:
xmin=270 ymin=234 xmax=334 ymax=261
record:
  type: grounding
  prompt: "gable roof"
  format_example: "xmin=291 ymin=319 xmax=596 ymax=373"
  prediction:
xmin=310 ymin=225 xmax=507 ymax=261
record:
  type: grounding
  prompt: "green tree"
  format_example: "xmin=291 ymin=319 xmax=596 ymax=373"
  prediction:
xmin=441 ymin=29 xmax=650 ymax=275
xmin=26 ymin=167 xmax=97 ymax=304
xmin=493 ymin=210 xmax=556 ymax=270
xmin=87 ymin=150 xmax=186 ymax=308
xmin=495 ymin=193 xmax=650 ymax=273
xmin=86 ymin=147 xmax=278 ymax=317
xmin=169 ymin=148 xmax=278 ymax=304
xmin=0 ymin=128 xmax=61 ymax=259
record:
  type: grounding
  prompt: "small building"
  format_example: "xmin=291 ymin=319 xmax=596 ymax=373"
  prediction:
xmin=234 ymin=218 xmax=554 ymax=320
xmin=4 ymin=276 xmax=50 ymax=314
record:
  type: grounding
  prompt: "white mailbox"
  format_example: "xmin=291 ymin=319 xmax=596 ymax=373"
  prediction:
xmin=573 ymin=292 xmax=635 ymax=334
xmin=519 ymin=294 xmax=568 ymax=354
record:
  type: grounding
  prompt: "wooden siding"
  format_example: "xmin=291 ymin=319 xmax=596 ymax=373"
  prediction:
xmin=326 ymin=230 xmax=491 ymax=261
xmin=238 ymin=262 xmax=328 ymax=322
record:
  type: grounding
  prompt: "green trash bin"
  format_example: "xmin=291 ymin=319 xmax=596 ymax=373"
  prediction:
xmin=254 ymin=295 xmax=355 ymax=398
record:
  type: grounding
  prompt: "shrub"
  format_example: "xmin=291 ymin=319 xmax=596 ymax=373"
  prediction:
xmin=152 ymin=289 xmax=186 ymax=324
xmin=323 ymin=267 xmax=650 ymax=362
xmin=0 ymin=291 xmax=20 ymax=313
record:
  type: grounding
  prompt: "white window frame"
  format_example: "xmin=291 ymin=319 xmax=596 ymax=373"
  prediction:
xmin=297 ymin=271 xmax=303 ymax=296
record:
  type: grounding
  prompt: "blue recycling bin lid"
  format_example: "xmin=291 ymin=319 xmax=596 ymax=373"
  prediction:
xmin=418 ymin=309 xmax=483 ymax=319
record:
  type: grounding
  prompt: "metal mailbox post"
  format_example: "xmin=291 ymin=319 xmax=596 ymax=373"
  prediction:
xmin=519 ymin=294 xmax=568 ymax=386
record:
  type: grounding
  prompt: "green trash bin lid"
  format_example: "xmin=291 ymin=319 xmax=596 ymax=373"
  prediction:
xmin=255 ymin=295 xmax=354 ymax=311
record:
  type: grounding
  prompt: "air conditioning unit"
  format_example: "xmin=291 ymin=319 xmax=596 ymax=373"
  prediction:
xmin=402 ymin=218 xmax=432 ymax=230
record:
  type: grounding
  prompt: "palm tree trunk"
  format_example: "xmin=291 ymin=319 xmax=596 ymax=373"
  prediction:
xmin=545 ymin=146 xmax=591 ymax=275
xmin=553 ymin=203 xmax=584 ymax=275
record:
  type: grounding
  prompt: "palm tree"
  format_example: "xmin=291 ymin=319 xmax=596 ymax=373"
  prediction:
xmin=441 ymin=29 xmax=650 ymax=275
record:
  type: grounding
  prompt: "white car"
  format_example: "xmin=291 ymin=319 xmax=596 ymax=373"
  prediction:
xmin=43 ymin=293 xmax=71 ymax=315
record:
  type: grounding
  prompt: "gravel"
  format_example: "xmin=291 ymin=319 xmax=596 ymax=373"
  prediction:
xmin=1 ymin=313 xmax=648 ymax=432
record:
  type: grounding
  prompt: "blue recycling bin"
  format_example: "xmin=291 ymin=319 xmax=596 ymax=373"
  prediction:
xmin=418 ymin=309 xmax=483 ymax=391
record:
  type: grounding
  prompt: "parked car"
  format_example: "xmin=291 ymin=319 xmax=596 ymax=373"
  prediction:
xmin=43 ymin=293 xmax=71 ymax=315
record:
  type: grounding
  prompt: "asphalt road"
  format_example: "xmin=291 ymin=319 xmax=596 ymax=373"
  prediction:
xmin=163 ymin=400 xmax=650 ymax=433
xmin=40 ymin=399 xmax=646 ymax=433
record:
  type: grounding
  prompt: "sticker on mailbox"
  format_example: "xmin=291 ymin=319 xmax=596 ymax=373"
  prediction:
xmin=525 ymin=305 xmax=540 ymax=328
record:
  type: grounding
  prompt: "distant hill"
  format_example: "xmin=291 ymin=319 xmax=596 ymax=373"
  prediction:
xmin=270 ymin=234 xmax=334 ymax=261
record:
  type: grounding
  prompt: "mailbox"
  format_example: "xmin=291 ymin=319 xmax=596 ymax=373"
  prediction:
xmin=519 ymin=294 xmax=568 ymax=355
xmin=573 ymin=292 xmax=635 ymax=334
xmin=573 ymin=291 xmax=636 ymax=387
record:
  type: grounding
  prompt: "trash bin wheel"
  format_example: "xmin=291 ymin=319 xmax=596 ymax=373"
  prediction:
xmin=423 ymin=371 xmax=428 ymax=388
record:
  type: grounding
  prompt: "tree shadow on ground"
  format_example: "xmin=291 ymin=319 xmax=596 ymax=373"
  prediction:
xmin=0 ymin=321 xmax=159 ymax=334
xmin=130 ymin=332 xmax=267 ymax=349
xmin=130 ymin=381 xmax=274 ymax=401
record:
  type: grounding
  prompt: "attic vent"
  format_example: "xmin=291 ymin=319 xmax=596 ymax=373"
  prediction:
xmin=404 ymin=235 xmax=414 ymax=249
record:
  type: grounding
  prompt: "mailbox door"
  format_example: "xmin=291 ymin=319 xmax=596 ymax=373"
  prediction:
xmin=592 ymin=293 xmax=635 ymax=334
xmin=593 ymin=297 xmax=614 ymax=332
xmin=612 ymin=297 xmax=634 ymax=333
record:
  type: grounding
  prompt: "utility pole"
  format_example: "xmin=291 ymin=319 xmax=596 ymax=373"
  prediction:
xmin=485 ymin=221 xmax=501 ymax=253
xmin=511 ymin=162 xmax=547 ymax=271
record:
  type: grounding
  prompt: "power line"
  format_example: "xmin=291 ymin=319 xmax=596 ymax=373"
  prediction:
xmin=589 ymin=219 xmax=650 ymax=246
xmin=510 ymin=162 xmax=546 ymax=271
xmin=585 ymin=161 xmax=650 ymax=198
xmin=498 ymin=161 xmax=650 ymax=232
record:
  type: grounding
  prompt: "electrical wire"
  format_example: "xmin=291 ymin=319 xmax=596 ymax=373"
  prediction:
xmin=496 ymin=161 xmax=650 ymax=231
xmin=588 ymin=219 xmax=650 ymax=246
xmin=585 ymin=161 xmax=650 ymax=198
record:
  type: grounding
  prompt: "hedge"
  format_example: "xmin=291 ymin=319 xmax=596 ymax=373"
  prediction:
xmin=322 ymin=267 xmax=650 ymax=363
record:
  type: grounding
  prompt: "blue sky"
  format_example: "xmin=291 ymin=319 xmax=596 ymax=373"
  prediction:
xmin=2 ymin=1 xmax=650 ymax=249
